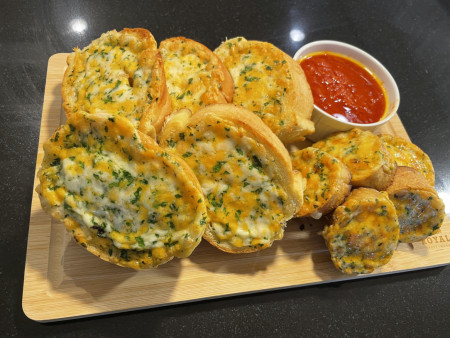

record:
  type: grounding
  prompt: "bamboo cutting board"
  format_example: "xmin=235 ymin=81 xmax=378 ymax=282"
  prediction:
xmin=23 ymin=53 xmax=450 ymax=322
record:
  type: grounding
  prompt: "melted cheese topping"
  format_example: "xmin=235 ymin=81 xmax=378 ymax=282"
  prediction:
xmin=380 ymin=134 xmax=435 ymax=186
xmin=215 ymin=38 xmax=293 ymax=136
xmin=160 ymin=39 xmax=226 ymax=112
xmin=63 ymin=30 xmax=156 ymax=128
xmin=323 ymin=189 xmax=399 ymax=274
xmin=164 ymin=119 xmax=287 ymax=250
xmin=39 ymin=114 xmax=206 ymax=258
xmin=291 ymin=147 xmax=347 ymax=218
xmin=389 ymin=190 xmax=444 ymax=242
xmin=313 ymin=128 xmax=395 ymax=184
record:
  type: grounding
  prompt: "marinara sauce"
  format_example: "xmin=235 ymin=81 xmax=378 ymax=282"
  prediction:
xmin=300 ymin=52 xmax=387 ymax=124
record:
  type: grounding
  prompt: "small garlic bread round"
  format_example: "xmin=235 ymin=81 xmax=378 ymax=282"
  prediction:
xmin=159 ymin=104 xmax=302 ymax=253
xmin=323 ymin=188 xmax=400 ymax=274
xmin=313 ymin=128 xmax=397 ymax=191
xmin=36 ymin=112 xmax=208 ymax=269
xmin=214 ymin=37 xmax=315 ymax=144
xmin=290 ymin=147 xmax=351 ymax=219
xmin=379 ymin=134 xmax=435 ymax=186
xmin=159 ymin=37 xmax=234 ymax=113
xmin=386 ymin=166 xmax=445 ymax=243
xmin=62 ymin=28 xmax=172 ymax=137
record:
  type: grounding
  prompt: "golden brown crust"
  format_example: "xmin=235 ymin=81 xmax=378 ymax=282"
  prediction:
xmin=122 ymin=28 xmax=158 ymax=49
xmin=160 ymin=103 xmax=302 ymax=253
xmin=313 ymin=128 xmax=397 ymax=191
xmin=37 ymin=112 xmax=208 ymax=269
xmin=386 ymin=166 xmax=436 ymax=195
xmin=291 ymin=147 xmax=351 ymax=218
xmin=379 ymin=134 xmax=435 ymax=186
xmin=386 ymin=166 xmax=445 ymax=242
xmin=138 ymin=51 xmax=173 ymax=135
xmin=62 ymin=28 xmax=171 ymax=138
xmin=214 ymin=37 xmax=314 ymax=144
xmin=159 ymin=37 xmax=234 ymax=114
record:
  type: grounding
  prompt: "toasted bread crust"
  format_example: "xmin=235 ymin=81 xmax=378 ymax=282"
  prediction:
xmin=386 ymin=166 xmax=445 ymax=242
xmin=313 ymin=128 xmax=397 ymax=190
xmin=379 ymin=134 xmax=435 ymax=186
xmin=160 ymin=104 xmax=302 ymax=253
xmin=138 ymin=51 xmax=173 ymax=135
xmin=323 ymin=188 xmax=399 ymax=274
xmin=62 ymin=28 xmax=171 ymax=137
xmin=160 ymin=37 xmax=234 ymax=114
xmin=214 ymin=37 xmax=314 ymax=144
xmin=291 ymin=147 xmax=351 ymax=218
xmin=36 ymin=112 xmax=207 ymax=269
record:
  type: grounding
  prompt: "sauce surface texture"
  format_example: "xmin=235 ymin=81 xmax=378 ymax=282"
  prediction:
xmin=300 ymin=52 xmax=386 ymax=124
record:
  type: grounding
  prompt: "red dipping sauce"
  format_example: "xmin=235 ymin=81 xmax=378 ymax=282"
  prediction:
xmin=300 ymin=52 xmax=387 ymax=124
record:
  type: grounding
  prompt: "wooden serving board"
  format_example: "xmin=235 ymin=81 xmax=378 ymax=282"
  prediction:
xmin=23 ymin=54 xmax=450 ymax=322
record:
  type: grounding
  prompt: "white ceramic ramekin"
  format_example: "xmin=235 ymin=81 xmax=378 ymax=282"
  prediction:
xmin=294 ymin=40 xmax=400 ymax=142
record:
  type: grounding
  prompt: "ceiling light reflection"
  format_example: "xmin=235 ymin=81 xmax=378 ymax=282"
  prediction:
xmin=70 ymin=18 xmax=87 ymax=33
xmin=290 ymin=28 xmax=305 ymax=42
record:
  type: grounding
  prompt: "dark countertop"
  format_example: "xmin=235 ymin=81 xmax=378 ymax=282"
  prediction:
xmin=1 ymin=0 xmax=450 ymax=336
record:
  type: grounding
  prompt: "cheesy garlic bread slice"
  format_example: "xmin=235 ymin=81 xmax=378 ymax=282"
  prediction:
xmin=62 ymin=28 xmax=171 ymax=137
xmin=313 ymin=128 xmax=396 ymax=191
xmin=159 ymin=104 xmax=302 ymax=253
xmin=37 ymin=112 xmax=208 ymax=269
xmin=379 ymin=134 xmax=435 ymax=186
xmin=214 ymin=37 xmax=315 ymax=144
xmin=159 ymin=37 xmax=234 ymax=114
xmin=290 ymin=147 xmax=351 ymax=219
xmin=386 ymin=166 xmax=445 ymax=243
xmin=322 ymin=188 xmax=400 ymax=274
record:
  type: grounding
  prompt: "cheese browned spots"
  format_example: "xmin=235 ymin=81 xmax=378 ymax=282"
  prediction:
xmin=380 ymin=134 xmax=435 ymax=186
xmin=37 ymin=112 xmax=207 ymax=268
xmin=290 ymin=147 xmax=351 ymax=218
xmin=163 ymin=117 xmax=288 ymax=251
xmin=160 ymin=37 xmax=233 ymax=113
xmin=322 ymin=188 xmax=399 ymax=274
xmin=215 ymin=37 xmax=314 ymax=144
xmin=313 ymin=128 xmax=396 ymax=190
xmin=62 ymin=29 xmax=167 ymax=136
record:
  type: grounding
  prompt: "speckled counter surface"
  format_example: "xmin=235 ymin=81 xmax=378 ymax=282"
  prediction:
xmin=1 ymin=0 xmax=450 ymax=336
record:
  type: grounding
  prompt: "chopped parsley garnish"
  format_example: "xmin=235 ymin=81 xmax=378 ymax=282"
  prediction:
xmin=212 ymin=161 xmax=226 ymax=173
xmin=131 ymin=187 xmax=142 ymax=204
xmin=136 ymin=236 xmax=145 ymax=248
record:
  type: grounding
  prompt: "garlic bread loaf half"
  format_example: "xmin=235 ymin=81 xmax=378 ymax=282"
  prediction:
xmin=322 ymin=188 xmax=400 ymax=274
xmin=313 ymin=128 xmax=396 ymax=191
xmin=62 ymin=28 xmax=171 ymax=137
xmin=290 ymin=147 xmax=351 ymax=219
xmin=214 ymin=37 xmax=314 ymax=144
xmin=36 ymin=112 xmax=208 ymax=269
xmin=159 ymin=37 xmax=234 ymax=114
xmin=379 ymin=134 xmax=435 ymax=186
xmin=159 ymin=104 xmax=303 ymax=253
xmin=386 ymin=166 xmax=445 ymax=243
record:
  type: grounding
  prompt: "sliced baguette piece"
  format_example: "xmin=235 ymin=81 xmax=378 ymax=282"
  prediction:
xmin=313 ymin=128 xmax=397 ymax=191
xmin=159 ymin=104 xmax=303 ymax=253
xmin=322 ymin=188 xmax=400 ymax=274
xmin=379 ymin=134 xmax=435 ymax=186
xmin=290 ymin=147 xmax=351 ymax=219
xmin=214 ymin=37 xmax=315 ymax=144
xmin=62 ymin=28 xmax=172 ymax=137
xmin=36 ymin=112 xmax=208 ymax=269
xmin=159 ymin=37 xmax=234 ymax=114
xmin=386 ymin=166 xmax=445 ymax=243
